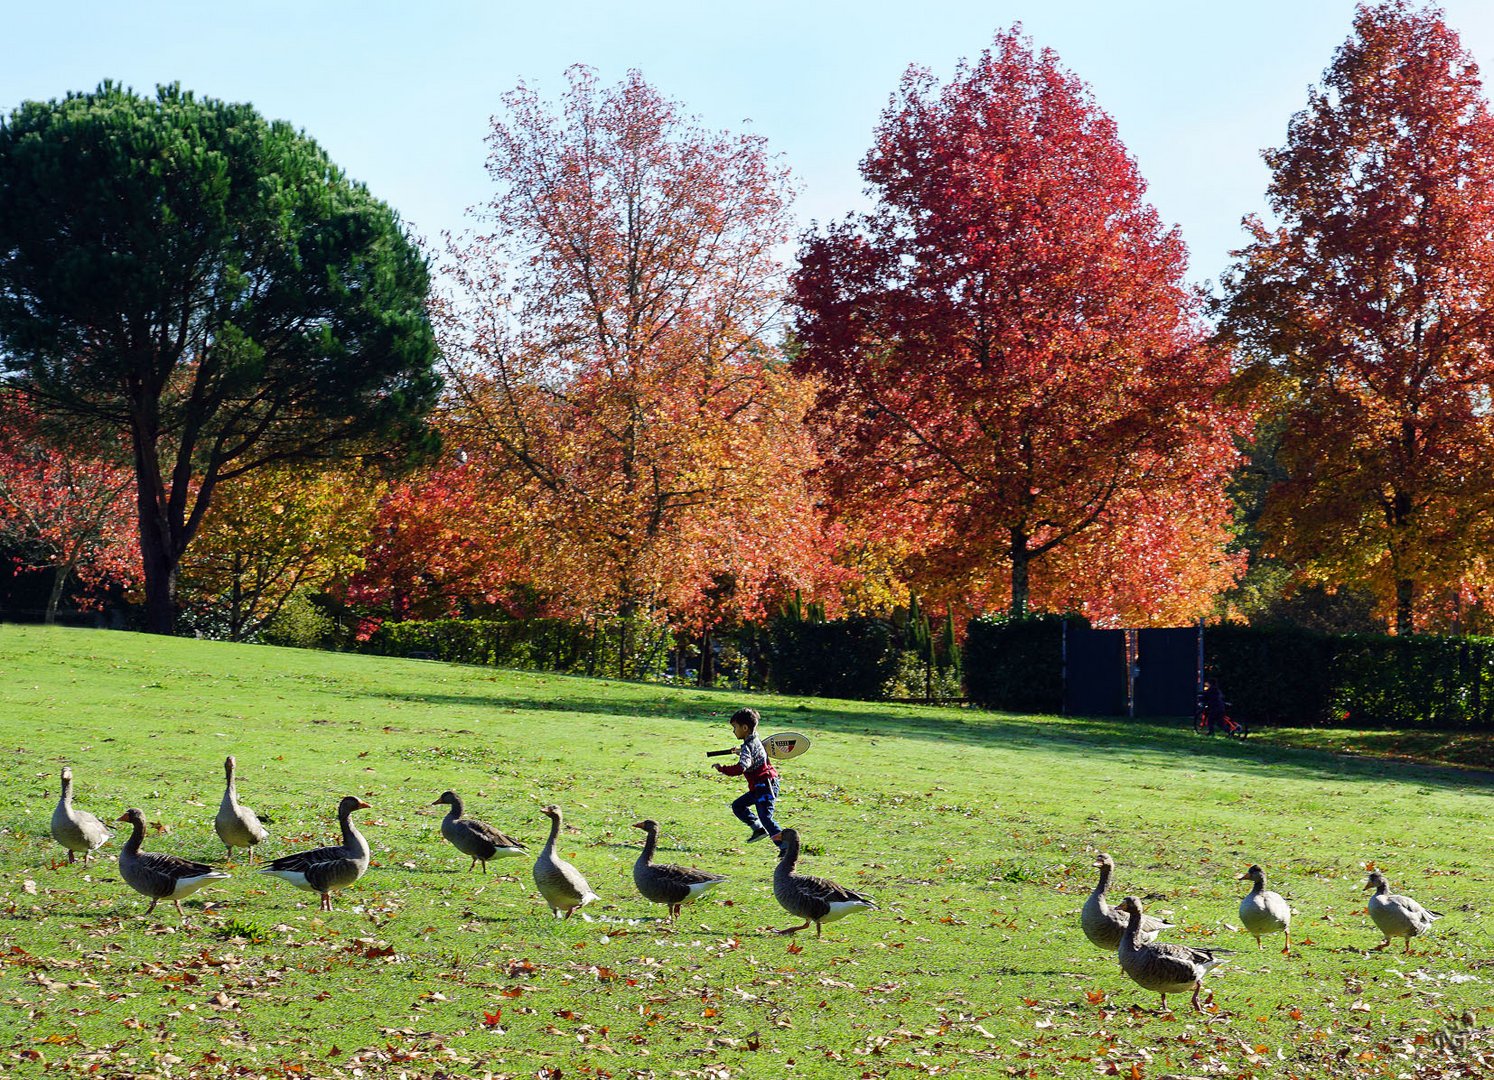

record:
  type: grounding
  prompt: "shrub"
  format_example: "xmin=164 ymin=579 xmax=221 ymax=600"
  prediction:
xmin=769 ymin=616 xmax=900 ymax=700
xmin=963 ymin=614 xmax=1068 ymax=713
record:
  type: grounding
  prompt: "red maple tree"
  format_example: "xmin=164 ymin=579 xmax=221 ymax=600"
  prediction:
xmin=1220 ymin=0 xmax=1494 ymax=634
xmin=792 ymin=28 xmax=1243 ymax=621
xmin=0 ymin=393 xmax=139 ymax=621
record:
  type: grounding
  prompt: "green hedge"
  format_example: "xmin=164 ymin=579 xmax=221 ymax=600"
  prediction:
xmin=768 ymin=616 xmax=901 ymax=700
xmin=1205 ymin=624 xmax=1494 ymax=729
xmin=962 ymin=614 xmax=1067 ymax=713
xmin=363 ymin=616 xmax=670 ymax=680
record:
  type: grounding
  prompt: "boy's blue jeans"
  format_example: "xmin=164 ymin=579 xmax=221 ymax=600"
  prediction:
xmin=731 ymin=777 xmax=780 ymax=836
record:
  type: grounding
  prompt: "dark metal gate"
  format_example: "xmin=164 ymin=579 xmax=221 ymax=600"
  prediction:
xmin=1133 ymin=628 xmax=1200 ymax=717
xmin=1062 ymin=622 xmax=1200 ymax=717
xmin=1062 ymin=626 xmax=1128 ymax=716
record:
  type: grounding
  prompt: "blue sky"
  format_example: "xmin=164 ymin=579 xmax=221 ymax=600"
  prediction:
xmin=6 ymin=1 xmax=1494 ymax=286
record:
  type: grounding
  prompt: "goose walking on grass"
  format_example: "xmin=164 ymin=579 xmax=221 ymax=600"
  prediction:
xmin=1364 ymin=869 xmax=1442 ymax=954
xmin=1116 ymin=896 xmax=1229 ymax=1013
xmin=1238 ymin=864 xmax=1292 ymax=954
xmin=51 ymin=767 xmax=112 ymax=865
xmin=631 ymin=819 xmax=727 ymax=921
xmin=1081 ymin=853 xmax=1172 ymax=950
xmin=433 ymin=791 xmax=526 ymax=872
xmin=772 ymin=827 xmax=876 ymax=938
xmin=260 ymin=796 xmax=370 ymax=911
xmin=117 ymin=808 xmax=229 ymax=918
xmin=533 ymin=805 xmax=598 ymax=918
xmin=214 ymin=756 xmax=269 ymax=862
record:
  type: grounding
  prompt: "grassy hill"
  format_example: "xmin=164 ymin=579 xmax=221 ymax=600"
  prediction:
xmin=0 ymin=624 xmax=1489 ymax=1077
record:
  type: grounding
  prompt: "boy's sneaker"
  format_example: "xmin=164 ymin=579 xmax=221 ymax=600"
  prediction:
xmin=745 ymin=828 xmax=770 ymax=843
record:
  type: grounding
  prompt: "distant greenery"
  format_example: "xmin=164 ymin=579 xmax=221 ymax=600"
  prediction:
xmin=0 ymin=625 xmax=1489 ymax=1077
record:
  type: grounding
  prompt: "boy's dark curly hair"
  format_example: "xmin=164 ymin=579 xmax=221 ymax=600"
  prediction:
xmin=729 ymin=707 xmax=760 ymax=731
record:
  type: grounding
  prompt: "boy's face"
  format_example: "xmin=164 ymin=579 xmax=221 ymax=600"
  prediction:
xmin=731 ymin=720 xmax=752 ymax=741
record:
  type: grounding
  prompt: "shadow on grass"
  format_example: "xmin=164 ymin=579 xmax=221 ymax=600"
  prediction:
xmin=372 ymin=686 xmax=1494 ymax=795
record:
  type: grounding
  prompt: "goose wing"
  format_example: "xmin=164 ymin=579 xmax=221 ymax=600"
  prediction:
xmin=796 ymin=872 xmax=875 ymax=908
xmin=461 ymin=818 xmax=526 ymax=851
xmin=263 ymin=843 xmax=345 ymax=874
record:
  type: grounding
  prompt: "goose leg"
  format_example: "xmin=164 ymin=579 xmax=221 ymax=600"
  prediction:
xmin=320 ymin=893 xmax=333 ymax=912
xmin=1190 ymin=982 xmax=1203 ymax=1013
xmin=1282 ymin=931 xmax=1291 ymax=956
xmin=1255 ymin=936 xmax=1263 ymax=950
xmin=776 ymin=920 xmax=811 ymax=936
xmin=68 ymin=850 xmax=76 ymax=865
xmin=145 ymin=898 xmax=159 ymax=914
xmin=468 ymin=857 xmax=477 ymax=872
xmin=815 ymin=921 xmax=823 ymax=939
xmin=174 ymin=900 xmax=186 ymax=918
xmin=1374 ymin=938 xmax=1390 ymax=950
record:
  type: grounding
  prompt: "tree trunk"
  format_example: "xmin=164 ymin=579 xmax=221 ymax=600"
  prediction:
xmin=1009 ymin=528 xmax=1031 ymax=618
xmin=1395 ymin=577 xmax=1415 ymax=636
xmin=699 ymin=628 xmax=714 ymax=687
xmin=44 ymin=563 xmax=69 ymax=625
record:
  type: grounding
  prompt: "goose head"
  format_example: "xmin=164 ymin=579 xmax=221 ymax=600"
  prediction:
xmin=1362 ymin=869 xmax=1388 ymax=892
xmin=432 ymin=791 xmax=460 ymax=808
xmin=632 ymin=819 xmax=660 ymax=835
xmin=338 ymin=796 xmax=371 ymax=816
xmin=117 ymin=807 xmax=146 ymax=827
xmin=1239 ymin=864 xmax=1265 ymax=884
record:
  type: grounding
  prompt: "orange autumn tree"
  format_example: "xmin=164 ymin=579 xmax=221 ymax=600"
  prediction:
xmin=792 ymin=28 xmax=1243 ymax=623
xmin=178 ymin=463 xmax=384 ymax=641
xmin=435 ymin=67 xmax=831 ymax=648
xmin=1220 ymin=0 xmax=1494 ymax=634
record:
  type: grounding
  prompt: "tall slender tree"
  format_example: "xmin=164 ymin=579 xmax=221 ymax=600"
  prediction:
xmin=0 ymin=84 xmax=439 ymax=633
xmin=792 ymin=28 xmax=1242 ymax=620
xmin=436 ymin=67 xmax=831 ymax=634
xmin=1219 ymin=1 xmax=1494 ymax=635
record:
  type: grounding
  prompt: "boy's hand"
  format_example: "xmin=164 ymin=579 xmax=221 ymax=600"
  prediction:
xmin=712 ymin=763 xmax=727 ymax=773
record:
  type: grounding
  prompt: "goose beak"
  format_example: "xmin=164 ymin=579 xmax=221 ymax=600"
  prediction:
xmin=1237 ymin=871 xmax=1250 ymax=880
xmin=116 ymin=813 xmax=130 ymax=823
xmin=632 ymin=821 xmax=646 ymax=830
xmin=356 ymin=800 xmax=371 ymax=810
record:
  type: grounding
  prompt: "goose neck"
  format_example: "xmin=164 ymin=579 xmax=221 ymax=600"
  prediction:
xmin=339 ymin=806 xmax=368 ymax=855
xmin=1093 ymin=862 xmax=1112 ymax=896
xmin=122 ymin=815 xmax=145 ymax=855
xmin=542 ymin=813 xmax=562 ymax=852
xmin=637 ymin=828 xmax=657 ymax=865
xmin=444 ymin=795 xmax=465 ymax=822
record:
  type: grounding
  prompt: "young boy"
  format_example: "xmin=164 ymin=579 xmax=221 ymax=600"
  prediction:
xmin=713 ymin=707 xmax=782 ymax=845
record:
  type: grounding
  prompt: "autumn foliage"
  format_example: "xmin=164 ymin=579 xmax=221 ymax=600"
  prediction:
xmin=0 ymin=393 xmax=139 ymax=621
xmin=430 ymin=67 xmax=834 ymax=634
xmin=1221 ymin=0 xmax=1494 ymax=635
xmin=792 ymin=28 xmax=1243 ymax=624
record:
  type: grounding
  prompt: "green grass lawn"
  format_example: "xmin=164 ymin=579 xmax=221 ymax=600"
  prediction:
xmin=0 ymin=624 xmax=1489 ymax=1078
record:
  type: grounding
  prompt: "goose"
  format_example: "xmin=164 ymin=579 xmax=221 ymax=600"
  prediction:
xmin=214 ymin=756 xmax=269 ymax=862
xmin=631 ymin=819 xmax=728 ymax=921
xmin=1238 ymin=864 xmax=1292 ymax=953
xmin=116 ymin=808 xmax=230 ymax=918
xmin=1363 ymin=869 xmax=1441 ymax=953
xmin=1116 ymin=896 xmax=1229 ymax=1012
xmin=532 ymin=804 xmax=598 ymax=918
xmin=1081 ymin=853 xmax=1172 ymax=950
xmin=432 ymin=791 xmax=526 ymax=872
xmin=259 ymin=796 xmax=371 ymax=911
xmin=772 ymin=827 xmax=876 ymax=938
xmin=51 ymin=767 xmax=112 ymax=865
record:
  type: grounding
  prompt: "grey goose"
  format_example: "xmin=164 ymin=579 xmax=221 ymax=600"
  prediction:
xmin=631 ymin=819 xmax=727 ymax=920
xmin=1081 ymin=853 xmax=1172 ymax=950
xmin=259 ymin=796 xmax=371 ymax=911
xmin=117 ymin=807 xmax=229 ymax=918
xmin=433 ymin=790 xmax=526 ymax=872
xmin=1363 ymin=869 xmax=1442 ymax=953
xmin=1115 ymin=896 xmax=1229 ymax=1012
xmin=214 ymin=756 xmax=269 ymax=862
xmin=1238 ymin=864 xmax=1292 ymax=953
xmin=51 ymin=767 xmax=112 ymax=865
xmin=533 ymin=804 xmax=598 ymax=918
xmin=773 ymin=827 xmax=876 ymax=938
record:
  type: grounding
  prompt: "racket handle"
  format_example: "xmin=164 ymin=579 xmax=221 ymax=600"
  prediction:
xmin=705 ymin=749 xmax=735 ymax=757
